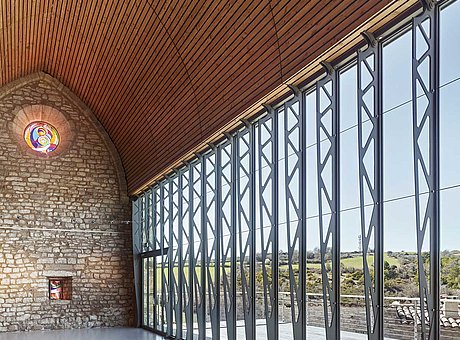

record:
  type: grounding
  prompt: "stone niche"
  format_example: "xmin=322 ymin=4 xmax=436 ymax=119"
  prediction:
xmin=0 ymin=73 xmax=134 ymax=332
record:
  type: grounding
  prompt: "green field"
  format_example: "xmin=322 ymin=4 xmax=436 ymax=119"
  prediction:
xmin=341 ymin=253 xmax=400 ymax=269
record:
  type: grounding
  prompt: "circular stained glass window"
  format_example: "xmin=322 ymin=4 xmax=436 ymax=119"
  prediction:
xmin=24 ymin=121 xmax=60 ymax=154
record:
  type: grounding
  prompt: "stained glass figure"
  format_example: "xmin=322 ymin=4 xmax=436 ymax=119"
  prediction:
xmin=24 ymin=121 xmax=59 ymax=153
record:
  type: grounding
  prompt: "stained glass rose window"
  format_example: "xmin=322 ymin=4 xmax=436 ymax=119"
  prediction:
xmin=24 ymin=121 xmax=60 ymax=154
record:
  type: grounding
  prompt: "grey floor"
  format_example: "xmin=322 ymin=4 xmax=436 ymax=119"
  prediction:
xmin=0 ymin=326 xmax=397 ymax=340
xmin=0 ymin=328 xmax=163 ymax=340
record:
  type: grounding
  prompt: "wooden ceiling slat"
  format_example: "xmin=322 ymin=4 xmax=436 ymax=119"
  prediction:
xmin=54 ymin=0 xmax=66 ymax=78
xmin=45 ymin=0 xmax=58 ymax=72
xmin=72 ymin=0 xmax=107 ymax=97
xmin=0 ymin=0 xmax=418 ymax=194
xmin=78 ymin=0 xmax=119 ymax=99
xmin=4 ymin=0 xmax=11 ymax=79
xmin=167 ymin=0 xmax=199 ymax=45
xmin=0 ymin=1 xmax=7 ymax=82
xmin=179 ymin=1 xmax=245 ymax=66
xmin=273 ymin=0 xmax=324 ymax=38
xmin=10 ymin=0 xmax=15 ymax=78
xmin=97 ymin=1 xmax=258 ymax=147
xmin=66 ymin=0 xmax=97 ymax=89
xmin=80 ymin=0 xmax=122 ymax=101
xmin=55 ymin=1 xmax=73 ymax=80
xmin=34 ymin=0 xmax=44 ymax=71
xmin=57 ymin=0 xmax=81 ymax=80
xmin=111 ymin=0 xmax=362 ymax=173
xmin=34 ymin=0 xmax=43 ymax=72
xmin=101 ymin=22 xmax=182 ymax=130
xmin=23 ymin=0 xmax=30 ymax=75
xmin=185 ymin=1 xmax=266 ymax=77
xmin=80 ymin=1 xmax=124 ymax=101
xmin=99 ymin=3 xmax=167 ymax=116
xmin=86 ymin=1 xmax=144 ymax=117
xmin=1 ymin=2 xmax=7 ymax=82
xmin=124 ymin=0 xmax=416 ymax=193
xmin=17 ymin=1 xmax=22 ymax=77
xmin=92 ymin=1 xmax=159 ymax=125
xmin=122 ymin=59 xmax=279 ymax=182
xmin=280 ymin=0 xmax=388 ymax=79
xmin=108 ymin=0 xmax=266 ymax=151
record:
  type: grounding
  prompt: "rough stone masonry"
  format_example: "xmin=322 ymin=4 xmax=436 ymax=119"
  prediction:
xmin=0 ymin=73 xmax=134 ymax=332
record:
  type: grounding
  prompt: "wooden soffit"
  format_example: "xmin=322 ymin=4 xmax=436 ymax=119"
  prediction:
xmin=0 ymin=0 xmax=419 ymax=194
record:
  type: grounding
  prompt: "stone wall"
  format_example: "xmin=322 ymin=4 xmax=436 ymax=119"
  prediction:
xmin=0 ymin=73 xmax=134 ymax=332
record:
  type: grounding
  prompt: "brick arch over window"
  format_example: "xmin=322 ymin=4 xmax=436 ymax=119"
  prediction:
xmin=4 ymin=72 xmax=128 ymax=205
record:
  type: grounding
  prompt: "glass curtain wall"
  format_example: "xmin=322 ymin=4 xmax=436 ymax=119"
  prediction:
xmin=134 ymin=1 xmax=460 ymax=339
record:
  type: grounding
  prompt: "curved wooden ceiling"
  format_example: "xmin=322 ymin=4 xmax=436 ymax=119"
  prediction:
xmin=0 ymin=0 xmax=417 ymax=194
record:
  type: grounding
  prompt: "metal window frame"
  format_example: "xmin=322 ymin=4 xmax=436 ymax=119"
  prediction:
xmin=132 ymin=2 xmax=450 ymax=339
xmin=316 ymin=62 xmax=340 ymax=340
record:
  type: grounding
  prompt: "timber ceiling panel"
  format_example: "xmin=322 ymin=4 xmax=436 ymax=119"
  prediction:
xmin=0 ymin=0 xmax=417 ymax=194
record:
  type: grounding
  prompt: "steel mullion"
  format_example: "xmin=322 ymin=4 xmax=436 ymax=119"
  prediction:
xmin=357 ymin=31 xmax=384 ymax=340
xmin=200 ymin=157 xmax=207 ymax=340
xmin=283 ymin=87 xmax=305 ymax=340
xmin=249 ymin=123 xmax=256 ymax=340
xmin=152 ymin=188 xmax=158 ymax=253
xmin=177 ymin=173 xmax=184 ymax=340
xmin=173 ymin=178 xmax=181 ymax=339
xmin=152 ymin=187 xmax=158 ymax=329
xmin=432 ymin=3 xmax=440 ymax=339
xmin=316 ymin=63 xmax=340 ymax=340
xmin=258 ymin=109 xmax=277 ymax=340
xmin=299 ymin=86 xmax=307 ymax=340
xmin=377 ymin=36 xmax=385 ymax=340
xmin=411 ymin=2 xmax=440 ymax=339
xmin=188 ymin=163 xmax=195 ymax=340
xmin=144 ymin=192 xmax=149 ymax=252
xmin=215 ymin=147 xmax=222 ymax=340
xmin=273 ymin=107 xmax=280 ymax=340
xmin=168 ymin=178 xmax=174 ymax=336
xmin=236 ymin=127 xmax=254 ymax=340
xmin=230 ymin=135 xmax=237 ymax=340
xmin=204 ymin=151 xmax=219 ymax=339
xmin=159 ymin=183 xmax=166 ymax=333
xmin=132 ymin=198 xmax=142 ymax=327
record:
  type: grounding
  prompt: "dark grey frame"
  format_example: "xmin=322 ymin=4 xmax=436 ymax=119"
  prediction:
xmin=132 ymin=2 xmax=451 ymax=339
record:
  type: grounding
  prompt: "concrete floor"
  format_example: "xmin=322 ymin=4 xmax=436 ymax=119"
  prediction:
xmin=0 ymin=326 xmax=397 ymax=340
xmin=0 ymin=328 xmax=163 ymax=340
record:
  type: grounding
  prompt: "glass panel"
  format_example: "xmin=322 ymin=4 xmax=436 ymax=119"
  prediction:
xmin=236 ymin=129 xmax=252 ymax=340
xmin=191 ymin=162 xmax=203 ymax=338
xmin=440 ymin=188 xmax=460 ymax=339
xmin=440 ymin=3 xmax=460 ymax=338
xmin=149 ymin=257 xmax=155 ymax=329
xmin=160 ymin=253 xmax=169 ymax=333
xmin=205 ymin=152 xmax=218 ymax=339
xmin=339 ymin=63 xmax=368 ymax=337
xmin=220 ymin=142 xmax=233 ymax=340
xmin=305 ymin=89 xmax=327 ymax=339
xmin=440 ymin=0 xmax=460 ymax=87
xmin=383 ymin=31 xmax=414 ymax=202
xmin=440 ymin=0 xmax=460 ymax=189
xmin=171 ymin=177 xmax=180 ymax=337
xmin=143 ymin=258 xmax=148 ymax=327
xmin=181 ymin=170 xmax=191 ymax=338
xmin=383 ymin=28 xmax=421 ymax=340
xmin=161 ymin=183 xmax=171 ymax=334
xmin=156 ymin=256 xmax=162 ymax=331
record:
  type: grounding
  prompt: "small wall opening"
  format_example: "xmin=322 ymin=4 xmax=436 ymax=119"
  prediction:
xmin=48 ymin=277 xmax=72 ymax=300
